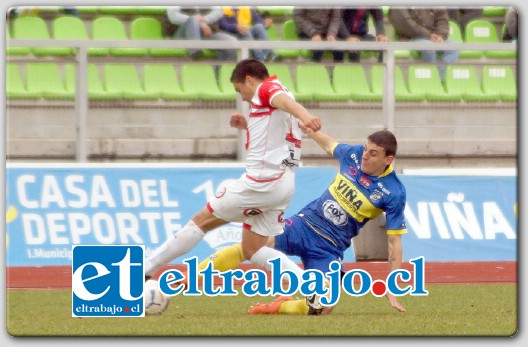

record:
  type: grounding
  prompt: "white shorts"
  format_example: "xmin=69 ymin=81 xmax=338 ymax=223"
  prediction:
xmin=207 ymin=168 xmax=295 ymax=237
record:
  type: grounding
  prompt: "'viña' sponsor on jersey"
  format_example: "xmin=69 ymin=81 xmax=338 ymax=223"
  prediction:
xmin=334 ymin=179 xmax=363 ymax=212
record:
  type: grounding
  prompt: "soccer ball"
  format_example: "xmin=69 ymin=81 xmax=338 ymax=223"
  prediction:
xmin=144 ymin=280 xmax=170 ymax=315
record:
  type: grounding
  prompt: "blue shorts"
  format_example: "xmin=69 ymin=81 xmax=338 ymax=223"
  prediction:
xmin=274 ymin=214 xmax=344 ymax=274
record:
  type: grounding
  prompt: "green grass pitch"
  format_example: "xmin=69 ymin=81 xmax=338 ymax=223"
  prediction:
xmin=6 ymin=284 xmax=517 ymax=337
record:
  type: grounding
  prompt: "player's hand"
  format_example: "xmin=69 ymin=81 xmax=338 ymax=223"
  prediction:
xmin=302 ymin=116 xmax=321 ymax=133
xmin=230 ymin=113 xmax=248 ymax=129
xmin=385 ymin=293 xmax=406 ymax=312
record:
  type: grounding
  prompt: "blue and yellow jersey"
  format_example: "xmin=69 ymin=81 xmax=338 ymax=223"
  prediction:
xmin=298 ymin=143 xmax=407 ymax=251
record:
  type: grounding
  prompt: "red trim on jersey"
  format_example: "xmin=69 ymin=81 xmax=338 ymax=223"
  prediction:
xmin=206 ymin=203 xmax=214 ymax=213
xmin=245 ymin=128 xmax=249 ymax=150
xmin=285 ymin=132 xmax=302 ymax=148
xmin=257 ymin=75 xmax=283 ymax=110
xmin=249 ymin=110 xmax=273 ymax=118
xmin=245 ymin=169 xmax=285 ymax=183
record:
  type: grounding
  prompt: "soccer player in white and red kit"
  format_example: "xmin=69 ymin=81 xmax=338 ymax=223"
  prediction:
xmin=145 ymin=59 xmax=321 ymax=294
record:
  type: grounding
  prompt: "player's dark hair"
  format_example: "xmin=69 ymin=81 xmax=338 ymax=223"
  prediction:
xmin=230 ymin=58 xmax=270 ymax=83
xmin=368 ymin=130 xmax=398 ymax=157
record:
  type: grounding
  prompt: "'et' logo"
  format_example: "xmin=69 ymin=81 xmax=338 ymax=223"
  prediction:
xmin=72 ymin=245 xmax=144 ymax=317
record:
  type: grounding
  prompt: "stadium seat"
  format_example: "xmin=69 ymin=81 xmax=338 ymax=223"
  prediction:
xmin=481 ymin=66 xmax=517 ymax=102
xmin=97 ymin=7 xmax=138 ymax=15
xmin=448 ymin=20 xmax=463 ymax=43
xmin=130 ymin=17 xmax=188 ymax=57
xmin=407 ymin=65 xmax=460 ymax=102
xmin=488 ymin=26 xmax=517 ymax=59
xmin=51 ymin=16 xmax=89 ymax=55
xmin=465 ymin=19 xmax=515 ymax=59
xmin=333 ymin=65 xmax=379 ymax=102
xmin=6 ymin=25 xmax=31 ymax=56
xmin=296 ymin=65 xmax=349 ymax=102
xmin=390 ymin=29 xmax=413 ymax=60
xmin=447 ymin=20 xmax=478 ymax=59
xmin=75 ymin=6 xmax=98 ymax=15
xmin=265 ymin=23 xmax=284 ymax=59
xmin=180 ymin=64 xmax=229 ymax=101
xmin=482 ymin=6 xmax=507 ymax=17
xmin=6 ymin=63 xmax=41 ymax=99
xmin=444 ymin=66 xmax=499 ymax=102
xmin=103 ymin=64 xmax=159 ymax=100
xmin=266 ymin=22 xmax=280 ymax=41
xmin=257 ymin=6 xmax=294 ymax=17
xmin=25 ymin=63 xmax=74 ymax=100
xmin=12 ymin=15 xmax=72 ymax=56
xmin=64 ymin=64 xmax=122 ymax=100
xmin=274 ymin=20 xmax=302 ymax=59
xmin=136 ymin=7 xmax=167 ymax=15
xmin=266 ymin=64 xmax=297 ymax=95
xmin=143 ymin=64 xmax=187 ymax=100
xmin=91 ymin=16 xmax=148 ymax=56
xmin=217 ymin=64 xmax=238 ymax=100
xmin=370 ymin=65 xmax=424 ymax=102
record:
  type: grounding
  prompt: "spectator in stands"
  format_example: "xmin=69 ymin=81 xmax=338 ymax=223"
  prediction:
xmin=166 ymin=6 xmax=237 ymax=61
xmin=293 ymin=8 xmax=346 ymax=62
xmin=218 ymin=6 xmax=278 ymax=62
xmin=447 ymin=8 xmax=483 ymax=37
xmin=503 ymin=7 xmax=517 ymax=42
xmin=62 ymin=7 xmax=79 ymax=16
xmin=389 ymin=8 xmax=459 ymax=81
xmin=341 ymin=7 xmax=389 ymax=62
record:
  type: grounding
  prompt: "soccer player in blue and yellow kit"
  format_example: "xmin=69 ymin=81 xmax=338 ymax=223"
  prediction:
xmin=193 ymin=127 xmax=407 ymax=315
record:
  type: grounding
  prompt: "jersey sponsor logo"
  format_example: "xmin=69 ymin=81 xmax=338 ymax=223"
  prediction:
xmin=243 ymin=208 xmax=263 ymax=216
xmin=359 ymin=175 xmax=372 ymax=188
xmin=329 ymin=174 xmax=381 ymax=223
xmin=334 ymin=179 xmax=364 ymax=212
xmin=347 ymin=166 xmax=358 ymax=181
xmin=322 ymin=200 xmax=348 ymax=226
xmin=377 ymin=182 xmax=391 ymax=195
xmin=370 ymin=191 xmax=382 ymax=202
xmin=350 ymin=153 xmax=359 ymax=166
xmin=268 ymin=85 xmax=281 ymax=93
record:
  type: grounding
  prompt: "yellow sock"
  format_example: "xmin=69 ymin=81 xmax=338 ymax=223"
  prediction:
xmin=278 ymin=299 xmax=309 ymax=315
xmin=197 ymin=244 xmax=245 ymax=274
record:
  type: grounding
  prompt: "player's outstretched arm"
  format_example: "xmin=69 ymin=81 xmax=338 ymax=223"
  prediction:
xmin=386 ymin=234 xmax=406 ymax=312
xmin=271 ymin=93 xmax=321 ymax=132
xmin=305 ymin=128 xmax=338 ymax=157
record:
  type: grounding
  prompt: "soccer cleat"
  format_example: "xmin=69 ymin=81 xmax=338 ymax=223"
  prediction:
xmin=306 ymin=278 xmax=330 ymax=315
xmin=306 ymin=294 xmax=323 ymax=315
xmin=247 ymin=296 xmax=293 ymax=314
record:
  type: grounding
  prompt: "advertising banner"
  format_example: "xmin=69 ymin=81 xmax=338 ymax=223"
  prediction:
xmin=5 ymin=164 xmax=517 ymax=266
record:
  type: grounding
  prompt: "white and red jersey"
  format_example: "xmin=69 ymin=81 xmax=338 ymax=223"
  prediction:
xmin=243 ymin=75 xmax=302 ymax=189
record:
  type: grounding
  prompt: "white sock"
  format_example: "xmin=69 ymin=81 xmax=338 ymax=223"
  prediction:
xmin=144 ymin=220 xmax=204 ymax=277
xmin=249 ymin=246 xmax=304 ymax=279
